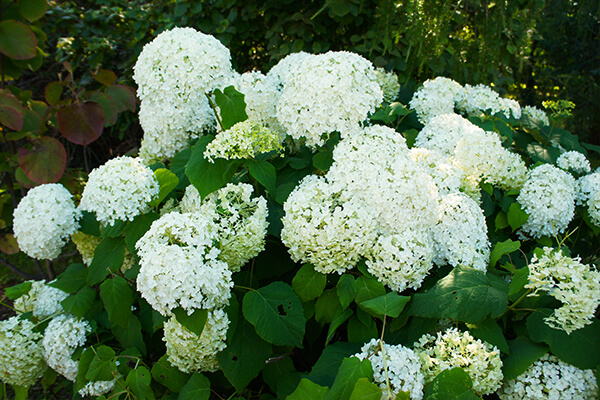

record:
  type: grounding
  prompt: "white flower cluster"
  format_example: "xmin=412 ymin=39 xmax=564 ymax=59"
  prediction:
xmin=14 ymin=280 xmax=69 ymax=320
xmin=181 ymin=183 xmax=269 ymax=271
xmin=136 ymin=211 xmax=233 ymax=316
xmin=521 ymin=105 xmax=549 ymax=126
xmin=204 ymin=119 xmax=284 ymax=162
xmin=432 ymin=193 xmax=490 ymax=272
xmin=42 ymin=314 xmax=91 ymax=381
xmin=78 ymin=378 xmax=118 ymax=398
xmin=414 ymin=113 xmax=481 ymax=157
xmin=353 ymin=339 xmax=425 ymax=400
xmin=409 ymin=77 xmax=465 ymax=124
xmin=410 ymin=148 xmax=464 ymax=197
xmin=71 ymin=231 xmax=135 ymax=272
xmin=13 ymin=183 xmax=81 ymax=260
xmin=267 ymin=51 xmax=312 ymax=88
xmin=497 ymin=354 xmax=598 ymax=400
xmin=234 ymin=71 xmax=283 ymax=133
xmin=517 ymin=164 xmax=576 ymax=238
xmin=163 ymin=308 xmax=229 ymax=373
xmin=525 ymin=247 xmax=600 ymax=334
xmin=79 ymin=156 xmax=160 ymax=226
xmin=276 ymin=51 xmax=383 ymax=148
xmin=134 ymin=27 xmax=234 ymax=161
xmin=556 ymin=150 xmax=591 ymax=174
xmin=0 ymin=316 xmax=46 ymax=387
xmin=414 ymin=327 xmax=503 ymax=395
xmin=375 ymin=67 xmax=401 ymax=103
xmin=577 ymin=170 xmax=600 ymax=226
xmin=456 ymin=84 xmax=521 ymax=119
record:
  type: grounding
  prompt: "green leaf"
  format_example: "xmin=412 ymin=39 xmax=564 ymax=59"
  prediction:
xmin=326 ymin=307 xmax=353 ymax=344
xmin=292 ymin=264 xmax=327 ymax=302
xmin=88 ymin=237 xmax=126 ymax=285
xmin=124 ymin=212 xmax=159 ymax=254
xmin=101 ymin=219 xmax=126 ymax=238
xmin=359 ymin=293 xmax=410 ymax=320
xmin=0 ymin=20 xmax=37 ymax=60
xmin=348 ymin=378 xmax=382 ymax=400
xmin=347 ymin=315 xmax=378 ymax=343
xmin=86 ymin=346 xmax=117 ymax=382
xmin=173 ymin=308 xmax=208 ymax=337
xmin=87 ymin=91 xmax=117 ymax=125
xmin=5 ymin=281 xmax=32 ymax=300
xmin=307 ymin=342 xmax=363 ymax=387
xmin=249 ymin=159 xmax=277 ymax=194
xmin=150 ymin=169 xmax=179 ymax=207
xmin=287 ymin=379 xmax=329 ymax=400
xmin=315 ymin=289 xmax=341 ymax=324
xmin=313 ymin=150 xmax=333 ymax=171
xmin=61 ymin=286 xmax=96 ymax=318
xmin=76 ymin=347 xmax=94 ymax=391
xmin=178 ymin=373 xmax=210 ymax=400
xmin=186 ymin=135 xmax=241 ymax=198
xmin=151 ymin=355 xmax=190 ymax=393
xmin=243 ymin=282 xmax=306 ymax=347
xmin=218 ymin=320 xmax=272 ymax=392
xmin=111 ymin=314 xmax=147 ymax=356
xmin=508 ymin=267 xmax=529 ymax=297
xmin=423 ymin=368 xmax=481 ymax=400
xmin=327 ymin=0 xmax=352 ymax=17
xmin=527 ymin=310 xmax=600 ymax=369
xmin=337 ymin=274 xmax=357 ymax=310
xmin=263 ymin=357 xmax=302 ymax=398
xmin=94 ymin=69 xmax=118 ymax=86
xmin=466 ymin=318 xmax=509 ymax=354
xmin=105 ymin=84 xmax=136 ymax=113
xmin=18 ymin=0 xmax=47 ymax=21
xmin=126 ymin=367 xmax=155 ymax=400
xmin=354 ymin=276 xmax=386 ymax=304
xmin=410 ymin=265 xmax=508 ymax=323
xmin=502 ymin=337 xmax=548 ymax=380
xmin=323 ymin=357 xmax=373 ymax=400
xmin=507 ymin=203 xmax=528 ymax=231
xmin=50 ymin=263 xmax=87 ymax=294
xmin=79 ymin=210 xmax=101 ymax=236
xmin=489 ymin=238 xmax=521 ymax=269
xmin=100 ymin=276 xmax=133 ymax=328
xmin=12 ymin=385 xmax=28 ymax=400
xmin=213 ymin=86 xmax=248 ymax=130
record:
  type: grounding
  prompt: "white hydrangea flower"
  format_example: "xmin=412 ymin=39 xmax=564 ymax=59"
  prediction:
xmin=456 ymin=84 xmax=521 ymax=119
xmin=234 ymin=71 xmax=284 ymax=133
xmin=78 ymin=378 xmax=117 ymax=398
xmin=14 ymin=280 xmax=69 ymax=320
xmin=525 ymin=247 xmax=600 ymax=334
xmin=13 ymin=183 xmax=81 ymax=260
xmin=136 ymin=211 xmax=233 ymax=316
xmin=163 ymin=308 xmax=229 ymax=373
xmin=42 ymin=314 xmax=91 ymax=381
xmin=410 ymin=148 xmax=464 ymax=197
xmin=281 ymin=175 xmax=377 ymax=275
xmin=267 ymin=51 xmax=313 ymax=87
xmin=517 ymin=164 xmax=576 ymax=238
xmin=521 ymin=105 xmax=549 ymax=126
xmin=432 ymin=193 xmax=490 ymax=272
xmin=203 ymin=119 xmax=284 ymax=162
xmin=556 ymin=151 xmax=591 ymax=174
xmin=276 ymin=51 xmax=383 ymax=148
xmin=375 ymin=67 xmax=401 ymax=103
xmin=408 ymin=77 xmax=465 ymax=124
xmin=181 ymin=183 xmax=269 ymax=272
xmin=414 ymin=327 xmax=503 ymax=395
xmin=497 ymin=354 xmax=598 ymax=400
xmin=79 ymin=156 xmax=160 ymax=226
xmin=71 ymin=231 xmax=102 ymax=266
xmin=353 ymin=339 xmax=425 ymax=400
xmin=577 ymin=170 xmax=600 ymax=226
xmin=414 ymin=113 xmax=482 ymax=157
xmin=0 ymin=316 xmax=46 ymax=387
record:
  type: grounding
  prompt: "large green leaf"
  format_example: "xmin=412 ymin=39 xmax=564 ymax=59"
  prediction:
xmin=359 ymin=293 xmax=410 ymax=320
xmin=99 ymin=276 xmax=133 ymax=328
xmin=348 ymin=378 xmax=382 ymax=400
xmin=410 ymin=265 xmax=508 ymax=323
xmin=502 ymin=337 xmax=548 ymax=380
xmin=4 ymin=281 xmax=32 ymax=300
xmin=249 ymin=159 xmax=276 ymax=195
xmin=178 ymin=373 xmax=210 ymax=400
xmin=111 ymin=314 xmax=146 ymax=356
xmin=213 ymin=86 xmax=248 ymax=130
xmin=307 ymin=342 xmax=363 ymax=387
xmin=50 ymin=263 xmax=87 ymax=294
xmin=489 ymin=239 xmax=520 ymax=269
xmin=149 ymin=168 xmax=179 ymax=207
xmin=527 ymin=309 xmax=600 ymax=369
xmin=466 ymin=318 xmax=509 ymax=354
xmin=124 ymin=212 xmax=159 ymax=254
xmin=323 ymin=357 xmax=373 ymax=400
xmin=151 ymin=355 xmax=189 ymax=393
xmin=507 ymin=203 xmax=528 ymax=231
xmin=173 ymin=308 xmax=208 ymax=337
xmin=326 ymin=306 xmax=353 ymax=344
xmin=287 ymin=379 xmax=329 ymax=400
xmin=354 ymin=276 xmax=386 ymax=304
xmin=243 ymin=282 xmax=306 ymax=347
xmin=88 ymin=237 xmax=126 ymax=285
xmin=126 ymin=367 xmax=155 ymax=400
xmin=292 ymin=264 xmax=327 ymax=302
xmin=104 ymin=84 xmax=136 ymax=113
xmin=18 ymin=0 xmax=47 ymax=22
xmin=0 ymin=20 xmax=37 ymax=60
xmin=423 ymin=368 xmax=481 ymax=400
xmin=86 ymin=346 xmax=117 ymax=382
xmin=61 ymin=286 xmax=96 ymax=318
xmin=337 ymin=274 xmax=357 ymax=310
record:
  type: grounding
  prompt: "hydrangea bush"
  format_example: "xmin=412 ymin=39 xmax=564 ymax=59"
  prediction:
xmin=2 ymin=27 xmax=599 ymax=399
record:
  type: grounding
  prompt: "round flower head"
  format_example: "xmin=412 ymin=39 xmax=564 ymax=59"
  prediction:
xmin=414 ymin=327 xmax=503 ymax=395
xmin=136 ymin=211 xmax=233 ymax=316
xmin=556 ymin=150 xmax=591 ymax=175
xmin=234 ymin=71 xmax=284 ymax=134
xmin=353 ymin=339 xmax=425 ymax=400
xmin=276 ymin=51 xmax=383 ymax=148
xmin=181 ymin=183 xmax=269 ymax=272
xmin=79 ymin=156 xmax=160 ymax=226
xmin=204 ymin=119 xmax=284 ymax=162
xmin=42 ymin=314 xmax=91 ymax=381
xmin=456 ymin=84 xmax=521 ymax=119
xmin=163 ymin=308 xmax=229 ymax=373
xmin=13 ymin=183 xmax=81 ymax=260
xmin=13 ymin=280 xmax=68 ymax=320
xmin=267 ymin=51 xmax=313 ymax=87
xmin=375 ymin=67 xmax=401 ymax=103
xmin=409 ymin=77 xmax=465 ymax=124
xmin=410 ymin=148 xmax=464 ymax=197
xmin=521 ymin=105 xmax=549 ymax=127
xmin=517 ymin=164 xmax=576 ymax=238
xmin=432 ymin=193 xmax=490 ymax=272
xmin=414 ymin=113 xmax=482 ymax=157
xmin=281 ymin=175 xmax=377 ymax=275
xmin=0 ymin=316 xmax=46 ymax=387
xmin=497 ymin=353 xmax=598 ymax=400
xmin=577 ymin=170 xmax=600 ymax=226
xmin=525 ymin=247 xmax=600 ymax=334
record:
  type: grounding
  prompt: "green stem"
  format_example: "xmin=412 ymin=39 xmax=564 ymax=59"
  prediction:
xmin=206 ymin=93 xmax=224 ymax=132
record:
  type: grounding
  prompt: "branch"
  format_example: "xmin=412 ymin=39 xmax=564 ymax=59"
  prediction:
xmin=0 ymin=258 xmax=44 ymax=280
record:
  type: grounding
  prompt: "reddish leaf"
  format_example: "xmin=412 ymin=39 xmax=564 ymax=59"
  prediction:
xmin=21 ymin=109 xmax=43 ymax=132
xmin=94 ymin=69 xmax=118 ymax=86
xmin=0 ymin=105 xmax=23 ymax=130
xmin=0 ymin=20 xmax=37 ymax=60
xmin=18 ymin=137 xmax=67 ymax=183
xmin=0 ymin=234 xmax=19 ymax=255
xmin=87 ymin=91 xmax=118 ymax=125
xmin=45 ymin=81 xmax=63 ymax=105
xmin=105 ymin=84 xmax=136 ymax=113
xmin=15 ymin=167 xmax=37 ymax=188
xmin=57 ymin=101 xmax=104 ymax=145
xmin=0 ymin=91 xmax=25 ymax=115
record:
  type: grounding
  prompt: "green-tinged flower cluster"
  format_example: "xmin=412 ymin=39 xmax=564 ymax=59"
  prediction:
xmin=0 ymin=317 xmax=46 ymax=387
